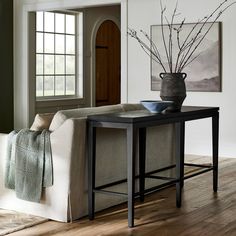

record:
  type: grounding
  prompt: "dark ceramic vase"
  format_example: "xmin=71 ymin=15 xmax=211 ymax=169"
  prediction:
xmin=160 ymin=73 xmax=187 ymax=112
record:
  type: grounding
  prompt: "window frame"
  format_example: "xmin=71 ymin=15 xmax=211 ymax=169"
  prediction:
xmin=35 ymin=10 xmax=83 ymax=101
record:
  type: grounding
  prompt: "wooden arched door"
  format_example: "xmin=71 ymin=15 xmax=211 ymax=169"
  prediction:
xmin=95 ymin=20 xmax=121 ymax=106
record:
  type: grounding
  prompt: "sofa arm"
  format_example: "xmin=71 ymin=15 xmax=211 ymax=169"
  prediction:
xmin=0 ymin=120 xmax=87 ymax=222
xmin=50 ymin=117 xmax=87 ymax=220
xmin=0 ymin=133 xmax=8 ymax=152
xmin=0 ymin=120 xmax=85 ymax=222
xmin=0 ymin=133 xmax=8 ymax=175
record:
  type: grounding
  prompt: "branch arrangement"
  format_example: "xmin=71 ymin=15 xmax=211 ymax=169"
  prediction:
xmin=128 ymin=0 xmax=236 ymax=73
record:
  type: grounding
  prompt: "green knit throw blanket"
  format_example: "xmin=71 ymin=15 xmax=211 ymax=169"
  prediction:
xmin=5 ymin=129 xmax=53 ymax=203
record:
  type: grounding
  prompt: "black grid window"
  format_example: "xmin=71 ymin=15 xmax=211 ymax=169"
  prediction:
xmin=36 ymin=11 xmax=76 ymax=98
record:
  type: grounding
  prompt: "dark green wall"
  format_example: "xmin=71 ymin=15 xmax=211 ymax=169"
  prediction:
xmin=0 ymin=0 xmax=13 ymax=133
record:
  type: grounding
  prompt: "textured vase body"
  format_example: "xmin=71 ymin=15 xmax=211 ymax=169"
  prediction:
xmin=160 ymin=73 xmax=187 ymax=111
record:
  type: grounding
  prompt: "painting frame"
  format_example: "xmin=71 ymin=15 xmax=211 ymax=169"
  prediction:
xmin=150 ymin=22 xmax=222 ymax=92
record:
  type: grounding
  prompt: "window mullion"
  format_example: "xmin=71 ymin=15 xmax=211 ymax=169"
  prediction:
xmin=36 ymin=11 xmax=77 ymax=99
xmin=64 ymin=14 xmax=66 ymax=96
xmin=54 ymin=13 xmax=56 ymax=96
xmin=43 ymin=12 xmax=45 ymax=97
xmin=75 ymin=14 xmax=78 ymax=96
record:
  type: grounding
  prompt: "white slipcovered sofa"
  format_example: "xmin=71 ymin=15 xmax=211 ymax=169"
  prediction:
xmin=0 ymin=104 xmax=175 ymax=222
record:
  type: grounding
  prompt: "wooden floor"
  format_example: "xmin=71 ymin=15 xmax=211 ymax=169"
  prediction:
xmin=8 ymin=156 xmax=236 ymax=236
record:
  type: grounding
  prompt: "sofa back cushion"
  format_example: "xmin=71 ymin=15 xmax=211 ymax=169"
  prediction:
xmin=30 ymin=113 xmax=55 ymax=131
xmin=122 ymin=103 xmax=144 ymax=111
xmin=49 ymin=104 xmax=124 ymax=131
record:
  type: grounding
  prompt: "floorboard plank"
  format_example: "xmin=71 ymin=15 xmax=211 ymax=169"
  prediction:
xmin=7 ymin=155 xmax=236 ymax=236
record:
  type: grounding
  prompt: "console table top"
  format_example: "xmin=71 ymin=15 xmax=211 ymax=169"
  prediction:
xmin=88 ymin=106 xmax=219 ymax=124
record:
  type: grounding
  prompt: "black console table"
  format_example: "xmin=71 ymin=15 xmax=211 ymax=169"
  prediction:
xmin=87 ymin=106 xmax=219 ymax=227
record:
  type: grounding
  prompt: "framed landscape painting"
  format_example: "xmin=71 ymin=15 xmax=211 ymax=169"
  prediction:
xmin=151 ymin=22 xmax=222 ymax=92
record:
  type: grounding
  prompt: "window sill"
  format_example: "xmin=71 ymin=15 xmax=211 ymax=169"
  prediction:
xmin=36 ymin=97 xmax=85 ymax=108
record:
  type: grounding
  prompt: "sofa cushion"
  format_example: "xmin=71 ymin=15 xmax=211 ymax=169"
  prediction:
xmin=49 ymin=104 xmax=124 ymax=131
xmin=122 ymin=103 xmax=144 ymax=111
xmin=30 ymin=113 xmax=55 ymax=131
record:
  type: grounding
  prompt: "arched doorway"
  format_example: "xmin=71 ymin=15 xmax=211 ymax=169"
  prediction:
xmin=95 ymin=20 xmax=121 ymax=106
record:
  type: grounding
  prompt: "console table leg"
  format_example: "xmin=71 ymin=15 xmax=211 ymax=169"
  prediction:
xmin=180 ymin=122 xmax=185 ymax=189
xmin=127 ymin=125 xmax=137 ymax=228
xmin=139 ymin=128 xmax=146 ymax=202
xmin=175 ymin=122 xmax=184 ymax=208
xmin=88 ymin=125 xmax=96 ymax=220
xmin=212 ymin=113 xmax=219 ymax=192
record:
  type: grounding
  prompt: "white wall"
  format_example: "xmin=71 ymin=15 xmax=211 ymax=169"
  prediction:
xmin=127 ymin=0 xmax=236 ymax=158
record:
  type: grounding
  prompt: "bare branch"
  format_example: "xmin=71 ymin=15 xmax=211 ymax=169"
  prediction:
xmin=182 ymin=51 xmax=203 ymax=69
xmin=127 ymin=0 xmax=236 ymax=74
xmin=128 ymin=28 xmax=167 ymax=71
xmin=178 ymin=0 xmax=234 ymax=71
xmin=140 ymin=30 xmax=162 ymax=62
xmin=160 ymin=0 xmax=171 ymax=71
xmin=180 ymin=1 xmax=236 ymax=71
xmin=167 ymin=0 xmax=178 ymax=73
xmin=176 ymin=35 xmax=201 ymax=71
